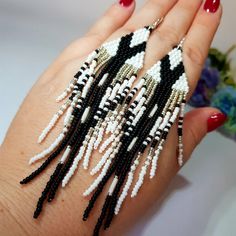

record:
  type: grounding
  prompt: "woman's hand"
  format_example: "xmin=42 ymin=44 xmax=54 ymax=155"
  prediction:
xmin=0 ymin=0 xmax=224 ymax=235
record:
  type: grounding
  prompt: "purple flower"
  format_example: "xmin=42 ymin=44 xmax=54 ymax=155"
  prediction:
xmin=189 ymin=58 xmax=220 ymax=107
xmin=201 ymin=59 xmax=220 ymax=89
xmin=189 ymin=80 xmax=209 ymax=107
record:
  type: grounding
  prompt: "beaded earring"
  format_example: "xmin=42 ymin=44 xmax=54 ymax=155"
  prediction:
xmin=20 ymin=18 xmax=164 ymax=218
xmin=82 ymin=39 xmax=189 ymax=235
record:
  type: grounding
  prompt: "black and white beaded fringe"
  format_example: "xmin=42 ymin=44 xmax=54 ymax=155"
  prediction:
xmin=20 ymin=19 xmax=189 ymax=236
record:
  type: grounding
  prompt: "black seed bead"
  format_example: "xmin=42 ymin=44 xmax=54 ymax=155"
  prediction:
xmin=93 ymin=196 xmax=112 ymax=236
xmin=20 ymin=129 xmax=73 ymax=185
xmin=74 ymin=70 xmax=82 ymax=79
xmin=104 ymin=196 xmax=118 ymax=229
xmin=33 ymin=163 xmax=63 ymax=218
xmin=178 ymin=128 xmax=183 ymax=136
xmin=140 ymin=144 xmax=146 ymax=153
xmin=162 ymin=131 xmax=168 ymax=140
xmin=151 ymin=139 xmax=158 ymax=148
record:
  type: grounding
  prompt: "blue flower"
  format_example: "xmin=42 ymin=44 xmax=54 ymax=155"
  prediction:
xmin=211 ymin=86 xmax=236 ymax=139
xmin=211 ymin=86 xmax=236 ymax=114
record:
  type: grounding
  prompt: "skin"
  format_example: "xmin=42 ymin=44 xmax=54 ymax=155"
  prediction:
xmin=0 ymin=0 xmax=222 ymax=235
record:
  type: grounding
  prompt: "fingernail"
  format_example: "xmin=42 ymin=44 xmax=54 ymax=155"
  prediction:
xmin=204 ymin=0 xmax=220 ymax=13
xmin=207 ymin=112 xmax=227 ymax=132
xmin=119 ymin=0 xmax=134 ymax=7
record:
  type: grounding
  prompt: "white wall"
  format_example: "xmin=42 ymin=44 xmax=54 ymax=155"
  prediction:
xmin=1 ymin=1 xmax=236 ymax=235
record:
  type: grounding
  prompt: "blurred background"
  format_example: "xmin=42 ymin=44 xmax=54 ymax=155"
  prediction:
xmin=0 ymin=0 xmax=236 ymax=235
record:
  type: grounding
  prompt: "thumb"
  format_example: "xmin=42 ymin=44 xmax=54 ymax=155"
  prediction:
xmin=183 ymin=107 xmax=227 ymax=160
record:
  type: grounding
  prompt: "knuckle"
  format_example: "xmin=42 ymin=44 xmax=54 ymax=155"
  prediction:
xmin=89 ymin=33 xmax=104 ymax=45
xmin=150 ymin=0 xmax=173 ymax=7
xmin=188 ymin=124 xmax=201 ymax=148
xmin=121 ymin=24 xmax=137 ymax=34
xmin=84 ymin=31 xmax=105 ymax=45
xmin=50 ymin=60 xmax=75 ymax=82
xmin=149 ymin=0 xmax=165 ymax=9
xmin=181 ymin=0 xmax=202 ymax=12
xmin=184 ymin=44 xmax=205 ymax=67
xmin=158 ymin=25 xmax=180 ymax=45
xmin=60 ymin=61 xmax=73 ymax=75
xmin=60 ymin=58 xmax=83 ymax=79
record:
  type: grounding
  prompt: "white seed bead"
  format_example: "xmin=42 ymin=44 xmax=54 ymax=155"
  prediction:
xmin=29 ymin=133 xmax=65 ymax=165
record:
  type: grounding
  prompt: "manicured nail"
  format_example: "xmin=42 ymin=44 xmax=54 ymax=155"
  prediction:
xmin=119 ymin=0 xmax=134 ymax=7
xmin=207 ymin=112 xmax=227 ymax=132
xmin=204 ymin=0 xmax=220 ymax=13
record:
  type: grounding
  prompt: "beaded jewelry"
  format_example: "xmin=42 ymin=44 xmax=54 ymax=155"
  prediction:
xmin=20 ymin=18 xmax=189 ymax=236
xmin=82 ymin=40 xmax=189 ymax=235
xmin=20 ymin=19 xmax=162 ymax=213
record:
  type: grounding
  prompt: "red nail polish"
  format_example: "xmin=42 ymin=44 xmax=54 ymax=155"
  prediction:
xmin=204 ymin=0 xmax=220 ymax=13
xmin=207 ymin=112 xmax=227 ymax=132
xmin=119 ymin=0 xmax=134 ymax=7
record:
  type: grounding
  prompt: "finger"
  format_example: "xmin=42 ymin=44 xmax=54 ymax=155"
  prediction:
xmin=123 ymin=0 xmax=177 ymax=30
xmin=157 ymin=0 xmax=203 ymax=45
xmin=86 ymin=1 xmax=135 ymax=40
xmin=109 ymin=0 xmax=178 ymax=67
xmin=183 ymin=1 xmax=222 ymax=93
xmin=139 ymin=0 xmax=203 ymax=68
xmin=182 ymin=107 xmax=227 ymax=162
xmin=57 ymin=1 xmax=136 ymax=64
